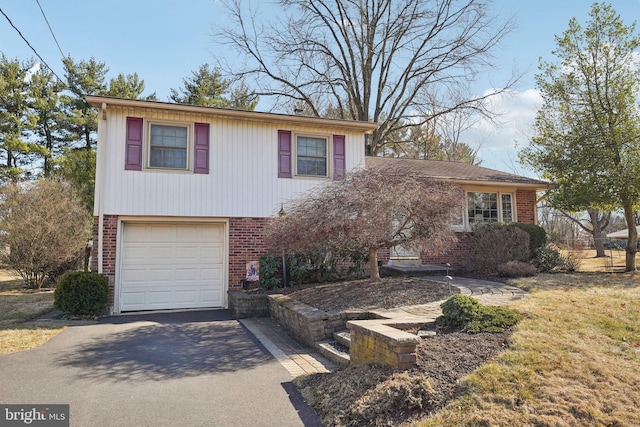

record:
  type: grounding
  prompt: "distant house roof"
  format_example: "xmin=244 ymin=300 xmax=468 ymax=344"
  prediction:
xmin=365 ymin=157 xmax=550 ymax=190
xmin=607 ymin=226 xmax=640 ymax=239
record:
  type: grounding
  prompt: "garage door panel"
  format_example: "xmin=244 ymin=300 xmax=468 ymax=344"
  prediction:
xmin=200 ymin=290 xmax=223 ymax=304
xmin=120 ymin=222 xmax=226 ymax=312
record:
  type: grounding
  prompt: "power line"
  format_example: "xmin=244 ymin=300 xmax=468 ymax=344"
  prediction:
xmin=0 ymin=6 xmax=64 ymax=82
xmin=35 ymin=0 xmax=65 ymax=59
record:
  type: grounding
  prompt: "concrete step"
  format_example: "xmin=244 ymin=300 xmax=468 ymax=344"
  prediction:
xmin=316 ymin=340 xmax=350 ymax=367
xmin=333 ymin=330 xmax=351 ymax=348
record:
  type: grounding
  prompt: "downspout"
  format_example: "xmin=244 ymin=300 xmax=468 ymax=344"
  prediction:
xmin=96 ymin=102 xmax=107 ymax=274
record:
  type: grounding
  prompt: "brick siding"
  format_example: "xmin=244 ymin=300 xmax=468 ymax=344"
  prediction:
xmin=516 ymin=190 xmax=537 ymax=224
xmin=420 ymin=191 xmax=539 ymax=270
xmin=91 ymin=215 xmax=118 ymax=305
xmin=228 ymin=217 xmax=269 ymax=290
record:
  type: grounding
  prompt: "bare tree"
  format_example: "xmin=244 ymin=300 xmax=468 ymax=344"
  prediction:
xmin=0 ymin=179 xmax=91 ymax=289
xmin=216 ymin=0 xmax=518 ymax=155
xmin=266 ymin=163 xmax=465 ymax=280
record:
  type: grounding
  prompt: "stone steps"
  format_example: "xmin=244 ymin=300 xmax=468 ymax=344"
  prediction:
xmin=316 ymin=340 xmax=350 ymax=367
xmin=334 ymin=330 xmax=351 ymax=348
xmin=314 ymin=329 xmax=352 ymax=367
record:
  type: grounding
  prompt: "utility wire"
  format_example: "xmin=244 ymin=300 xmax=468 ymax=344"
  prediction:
xmin=0 ymin=6 xmax=64 ymax=82
xmin=35 ymin=0 xmax=65 ymax=59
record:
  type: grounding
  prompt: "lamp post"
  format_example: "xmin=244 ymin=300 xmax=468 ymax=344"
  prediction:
xmin=278 ymin=204 xmax=288 ymax=287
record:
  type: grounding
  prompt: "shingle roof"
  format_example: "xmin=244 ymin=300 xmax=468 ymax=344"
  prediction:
xmin=365 ymin=157 xmax=550 ymax=189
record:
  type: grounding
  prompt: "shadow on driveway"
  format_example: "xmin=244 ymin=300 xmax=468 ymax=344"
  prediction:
xmin=56 ymin=309 xmax=272 ymax=382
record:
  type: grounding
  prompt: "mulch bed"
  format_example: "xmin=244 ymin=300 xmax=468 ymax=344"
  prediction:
xmin=286 ymin=277 xmax=514 ymax=426
xmin=276 ymin=277 xmax=456 ymax=312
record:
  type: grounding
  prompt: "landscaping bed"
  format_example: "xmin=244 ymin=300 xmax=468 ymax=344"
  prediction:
xmin=279 ymin=277 xmax=455 ymax=312
xmin=295 ymin=326 xmax=513 ymax=426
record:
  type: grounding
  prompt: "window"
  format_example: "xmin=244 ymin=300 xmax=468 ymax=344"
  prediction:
xmin=149 ymin=124 xmax=188 ymax=169
xmin=125 ymin=117 xmax=209 ymax=174
xmin=467 ymin=192 xmax=514 ymax=226
xmin=296 ymin=135 xmax=327 ymax=176
xmin=278 ymin=130 xmax=344 ymax=179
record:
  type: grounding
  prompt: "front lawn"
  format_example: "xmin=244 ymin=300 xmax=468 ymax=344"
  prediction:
xmin=0 ymin=271 xmax=64 ymax=354
xmin=294 ymin=272 xmax=640 ymax=426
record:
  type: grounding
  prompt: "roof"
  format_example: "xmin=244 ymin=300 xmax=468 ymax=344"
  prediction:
xmin=607 ymin=226 xmax=640 ymax=239
xmin=85 ymin=95 xmax=378 ymax=133
xmin=365 ymin=157 xmax=550 ymax=190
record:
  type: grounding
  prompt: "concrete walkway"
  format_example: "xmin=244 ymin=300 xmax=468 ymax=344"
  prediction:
xmin=246 ymin=277 xmax=529 ymax=377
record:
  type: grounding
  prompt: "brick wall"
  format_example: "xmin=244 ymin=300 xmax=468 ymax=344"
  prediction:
xmin=228 ymin=217 xmax=269 ymax=290
xmin=420 ymin=233 xmax=472 ymax=271
xmin=91 ymin=215 xmax=118 ymax=305
xmin=516 ymin=190 xmax=537 ymax=224
xmin=418 ymin=191 xmax=539 ymax=270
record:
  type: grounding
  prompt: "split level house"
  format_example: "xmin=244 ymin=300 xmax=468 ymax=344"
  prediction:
xmin=87 ymin=95 xmax=549 ymax=314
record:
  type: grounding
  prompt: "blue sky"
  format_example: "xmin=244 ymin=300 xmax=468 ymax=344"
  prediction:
xmin=2 ymin=0 xmax=640 ymax=174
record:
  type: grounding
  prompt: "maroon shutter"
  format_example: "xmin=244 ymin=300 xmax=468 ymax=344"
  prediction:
xmin=278 ymin=130 xmax=292 ymax=178
xmin=194 ymin=122 xmax=210 ymax=174
xmin=125 ymin=117 xmax=143 ymax=171
xmin=333 ymin=134 xmax=346 ymax=179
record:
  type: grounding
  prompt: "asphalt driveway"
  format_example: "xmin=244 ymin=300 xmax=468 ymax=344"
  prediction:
xmin=0 ymin=310 xmax=320 ymax=426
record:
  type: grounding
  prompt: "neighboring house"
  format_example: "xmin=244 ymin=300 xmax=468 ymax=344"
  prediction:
xmin=87 ymin=95 xmax=548 ymax=314
xmin=365 ymin=157 xmax=549 ymax=267
xmin=86 ymin=95 xmax=377 ymax=314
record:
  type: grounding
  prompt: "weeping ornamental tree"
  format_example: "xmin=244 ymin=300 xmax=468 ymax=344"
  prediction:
xmin=521 ymin=3 xmax=640 ymax=271
xmin=265 ymin=163 xmax=465 ymax=281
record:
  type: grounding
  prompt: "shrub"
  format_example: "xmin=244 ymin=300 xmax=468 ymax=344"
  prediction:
xmin=437 ymin=294 xmax=483 ymax=327
xmin=510 ymin=223 xmax=547 ymax=259
xmin=563 ymin=251 xmax=582 ymax=272
xmin=436 ymin=294 xmax=521 ymax=333
xmin=259 ymin=253 xmax=282 ymax=290
xmin=54 ymin=271 xmax=109 ymax=315
xmin=533 ymin=244 xmax=565 ymax=272
xmin=467 ymin=224 xmax=530 ymax=274
xmin=0 ymin=179 xmax=91 ymax=289
xmin=260 ymin=247 xmax=368 ymax=289
xmin=497 ymin=260 xmax=537 ymax=278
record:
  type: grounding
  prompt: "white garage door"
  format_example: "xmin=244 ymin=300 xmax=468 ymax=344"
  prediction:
xmin=120 ymin=223 xmax=225 ymax=312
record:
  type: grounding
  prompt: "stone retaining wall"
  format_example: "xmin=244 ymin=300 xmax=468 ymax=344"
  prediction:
xmin=268 ymin=294 xmax=370 ymax=347
xmin=347 ymin=320 xmax=424 ymax=370
xmin=228 ymin=291 xmax=269 ymax=319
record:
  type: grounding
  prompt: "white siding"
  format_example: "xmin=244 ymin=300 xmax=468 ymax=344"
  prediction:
xmin=97 ymin=107 xmax=367 ymax=218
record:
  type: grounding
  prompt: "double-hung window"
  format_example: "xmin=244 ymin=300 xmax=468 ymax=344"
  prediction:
xmin=467 ymin=192 xmax=514 ymax=226
xmin=125 ymin=116 xmax=210 ymax=174
xmin=149 ymin=124 xmax=189 ymax=169
xmin=296 ymin=135 xmax=328 ymax=177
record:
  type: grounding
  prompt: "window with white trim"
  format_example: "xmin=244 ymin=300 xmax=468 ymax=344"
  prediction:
xmin=296 ymin=135 xmax=328 ymax=177
xmin=149 ymin=123 xmax=189 ymax=169
xmin=467 ymin=192 xmax=514 ymax=226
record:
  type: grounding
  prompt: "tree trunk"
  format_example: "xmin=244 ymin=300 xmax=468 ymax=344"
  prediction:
xmin=623 ymin=201 xmax=637 ymax=272
xmin=588 ymin=209 xmax=608 ymax=257
xmin=369 ymin=247 xmax=380 ymax=281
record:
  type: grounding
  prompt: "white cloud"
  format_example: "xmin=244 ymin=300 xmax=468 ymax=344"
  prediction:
xmin=462 ymin=88 xmax=542 ymax=176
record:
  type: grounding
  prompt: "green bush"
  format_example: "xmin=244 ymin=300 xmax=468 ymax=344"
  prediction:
xmin=436 ymin=294 xmax=521 ymax=333
xmin=259 ymin=247 xmax=368 ymax=290
xmin=467 ymin=224 xmax=530 ymax=273
xmin=497 ymin=260 xmax=537 ymax=278
xmin=510 ymin=223 xmax=547 ymax=259
xmin=437 ymin=294 xmax=483 ymax=327
xmin=54 ymin=271 xmax=109 ymax=315
xmin=259 ymin=253 xmax=282 ymax=290
xmin=533 ymin=244 xmax=565 ymax=272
